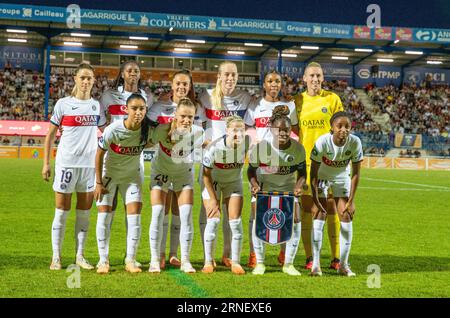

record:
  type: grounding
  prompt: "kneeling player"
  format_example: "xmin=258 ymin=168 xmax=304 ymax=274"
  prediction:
xmin=310 ymin=112 xmax=362 ymax=277
xmin=94 ymin=94 xmax=155 ymax=274
xmin=247 ymin=106 xmax=306 ymax=276
xmin=201 ymin=116 xmax=250 ymax=275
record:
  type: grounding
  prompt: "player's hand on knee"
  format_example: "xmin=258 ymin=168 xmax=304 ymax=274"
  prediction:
xmin=94 ymin=184 xmax=108 ymax=202
xmin=41 ymin=164 xmax=51 ymax=181
xmin=343 ymin=201 xmax=355 ymax=220
xmin=207 ymin=199 xmax=220 ymax=218
xmin=250 ymin=183 xmax=261 ymax=196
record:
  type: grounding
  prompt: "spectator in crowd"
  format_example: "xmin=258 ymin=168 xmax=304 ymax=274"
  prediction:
xmin=27 ymin=137 xmax=36 ymax=146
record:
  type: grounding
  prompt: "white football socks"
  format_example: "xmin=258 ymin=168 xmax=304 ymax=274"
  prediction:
xmin=51 ymin=209 xmax=69 ymax=259
xmin=149 ymin=204 xmax=164 ymax=263
xmin=75 ymin=209 xmax=90 ymax=257
xmin=160 ymin=213 xmax=169 ymax=256
xmin=203 ymin=218 xmax=220 ymax=264
xmin=339 ymin=221 xmax=353 ymax=267
xmin=285 ymin=222 xmax=301 ymax=265
xmin=229 ymin=218 xmax=243 ymax=264
xmin=96 ymin=212 xmax=112 ymax=263
xmin=312 ymin=219 xmax=325 ymax=270
xmin=170 ymin=215 xmax=181 ymax=256
xmin=179 ymin=204 xmax=194 ymax=262
xmin=126 ymin=214 xmax=141 ymax=262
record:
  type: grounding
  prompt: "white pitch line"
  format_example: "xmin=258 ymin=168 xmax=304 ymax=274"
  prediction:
xmin=363 ymin=177 xmax=450 ymax=190
xmin=359 ymin=186 xmax=450 ymax=192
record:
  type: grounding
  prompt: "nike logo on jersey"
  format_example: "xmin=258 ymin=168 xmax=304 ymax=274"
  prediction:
xmin=72 ymin=107 xmax=79 ymax=110
xmin=131 ymin=192 xmax=138 ymax=195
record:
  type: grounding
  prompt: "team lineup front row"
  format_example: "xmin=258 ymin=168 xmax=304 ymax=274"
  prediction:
xmin=42 ymin=62 xmax=363 ymax=277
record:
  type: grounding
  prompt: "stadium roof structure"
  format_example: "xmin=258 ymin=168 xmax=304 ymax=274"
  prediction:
xmin=0 ymin=2 xmax=449 ymax=68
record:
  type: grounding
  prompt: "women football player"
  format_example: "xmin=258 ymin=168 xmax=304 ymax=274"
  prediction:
xmin=309 ymin=112 xmax=363 ymax=277
xmin=247 ymin=106 xmax=306 ymax=276
xmin=197 ymin=61 xmax=252 ymax=268
xmin=148 ymin=98 xmax=204 ymax=274
xmin=201 ymin=115 xmax=250 ymax=275
xmin=244 ymin=70 xmax=299 ymax=268
xmin=42 ymin=63 xmax=106 ymax=270
xmin=94 ymin=93 xmax=155 ymax=274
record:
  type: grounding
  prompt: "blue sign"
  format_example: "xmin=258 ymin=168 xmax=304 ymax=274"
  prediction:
xmin=0 ymin=3 xmax=449 ymax=44
xmin=260 ymin=59 xmax=304 ymax=80
xmin=0 ymin=46 xmax=43 ymax=71
xmin=404 ymin=67 xmax=450 ymax=85
xmin=355 ymin=64 xmax=402 ymax=87
xmin=320 ymin=63 xmax=353 ymax=80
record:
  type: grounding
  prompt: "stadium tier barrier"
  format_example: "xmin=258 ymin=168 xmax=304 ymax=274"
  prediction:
xmin=1 ymin=146 xmax=450 ymax=171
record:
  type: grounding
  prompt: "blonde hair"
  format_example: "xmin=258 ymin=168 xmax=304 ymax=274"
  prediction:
xmin=211 ymin=61 xmax=237 ymax=110
xmin=304 ymin=62 xmax=322 ymax=75
xmin=225 ymin=115 xmax=244 ymax=128
xmin=167 ymin=97 xmax=196 ymax=144
xmin=71 ymin=63 xmax=95 ymax=97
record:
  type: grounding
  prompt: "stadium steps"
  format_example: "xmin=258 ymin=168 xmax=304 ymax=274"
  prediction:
xmin=354 ymin=89 xmax=391 ymax=133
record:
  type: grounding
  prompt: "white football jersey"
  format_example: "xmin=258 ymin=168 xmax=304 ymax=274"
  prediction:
xmin=202 ymin=135 xmax=250 ymax=184
xmin=148 ymin=99 xmax=203 ymax=126
xmin=50 ymin=96 xmax=105 ymax=168
xmin=198 ymin=88 xmax=251 ymax=141
xmin=99 ymin=120 xmax=150 ymax=184
xmin=150 ymin=124 xmax=204 ymax=175
xmin=249 ymin=139 xmax=306 ymax=191
xmin=100 ymin=86 xmax=153 ymax=123
xmin=244 ymin=97 xmax=298 ymax=142
xmin=310 ymin=133 xmax=363 ymax=181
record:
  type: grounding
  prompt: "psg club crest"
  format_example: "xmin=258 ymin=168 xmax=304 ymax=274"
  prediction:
xmin=255 ymin=192 xmax=294 ymax=245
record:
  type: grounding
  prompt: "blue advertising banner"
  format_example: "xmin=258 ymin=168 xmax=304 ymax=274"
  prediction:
xmin=0 ymin=3 xmax=449 ymax=44
xmin=355 ymin=64 xmax=402 ymax=87
xmin=0 ymin=46 xmax=43 ymax=71
xmin=260 ymin=59 xmax=304 ymax=80
xmin=403 ymin=67 xmax=450 ymax=85
xmin=320 ymin=63 xmax=353 ymax=80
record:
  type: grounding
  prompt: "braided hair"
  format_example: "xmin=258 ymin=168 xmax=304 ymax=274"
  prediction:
xmin=270 ymin=105 xmax=291 ymax=127
xmin=113 ymin=60 xmax=142 ymax=93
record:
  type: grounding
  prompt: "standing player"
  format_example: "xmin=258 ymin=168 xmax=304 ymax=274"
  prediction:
xmin=99 ymin=60 xmax=153 ymax=266
xmin=198 ymin=61 xmax=252 ymax=267
xmin=247 ymin=106 xmax=306 ymax=276
xmin=148 ymin=69 xmax=199 ymax=270
xmin=42 ymin=63 xmax=106 ymax=270
xmin=309 ymin=112 xmax=362 ymax=277
xmin=148 ymin=98 xmax=204 ymax=274
xmin=244 ymin=70 xmax=299 ymax=268
xmin=201 ymin=116 xmax=250 ymax=275
xmin=294 ymin=62 xmax=344 ymax=270
xmin=94 ymin=94 xmax=155 ymax=274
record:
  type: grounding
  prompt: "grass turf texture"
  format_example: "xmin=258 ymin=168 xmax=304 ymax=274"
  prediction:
xmin=0 ymin=158 xmax=449 ymax=298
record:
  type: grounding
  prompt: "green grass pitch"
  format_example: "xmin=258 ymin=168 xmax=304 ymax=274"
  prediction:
xmin=0 ymin=158 xmax=449 ymax=298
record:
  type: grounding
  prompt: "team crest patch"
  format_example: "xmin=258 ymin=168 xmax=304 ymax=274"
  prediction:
xmin=92 ymin=105 xmax=97 ymax=111
xmin=312 ymin=148 xmax=318 ymax=156
xmin=287 ymin=155 xmax=294 ymax=162
xmin=322 ymin=107 xmax=327 ymax=113
xmin=345 ymin=150 xmax=351 ymax=156
xmin=263 ymin=208 xmax=286 ymax=231
xmin=60 ymin=184 xmax=67 ymax=190
xmin=233 ymin=100 xmax=239 ymax=106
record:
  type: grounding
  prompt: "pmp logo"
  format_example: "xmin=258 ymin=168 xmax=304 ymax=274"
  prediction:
xmin=357 ymin=69 xmax=371 ymax=79
xmin=415 ymin=30 xmax=436 ymax=41
xmin=263 ymin=208 xmax=285 ymax=231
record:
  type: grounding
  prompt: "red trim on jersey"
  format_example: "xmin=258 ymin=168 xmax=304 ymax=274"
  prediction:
xmin=157 ymin=116 xmax=174 ymax=124
xmin=61 ymin=115 xmax=98 ymax=126
xmin=255 ymin=117 xmax=271 ymax=128
xmin=109 ymin=143 xmax=143 ymax=156
xmin=108 ymin=104 xmax=127 ymax=115
xmin=159 ymin=142 xmax=172 ymax=157
xmin=214 ymin=162 xmax=244 ymax=169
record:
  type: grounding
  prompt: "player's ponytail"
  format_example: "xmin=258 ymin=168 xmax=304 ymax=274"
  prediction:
xmin=270 ymin=105 xmax=291 ymax=127
xmin=71 ymin=63 xmax=95 ymax=97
